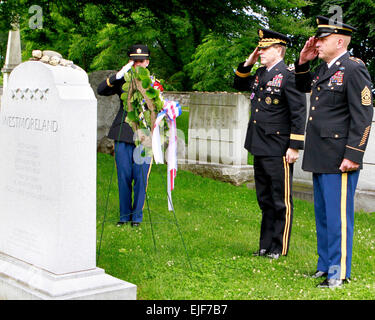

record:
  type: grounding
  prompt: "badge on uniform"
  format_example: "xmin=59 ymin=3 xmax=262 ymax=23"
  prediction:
xmin=329 ymin=71 xmax=344 ymax=86
xmin=361 ymin=86 xmax=372 ymax=106
xmin=267 ymin=73 xmax=283 ymax=87
xmin=254 ymin=75 xmax=259 ymax=87
xmin=265 ymin=97 xmax=272 ymax=105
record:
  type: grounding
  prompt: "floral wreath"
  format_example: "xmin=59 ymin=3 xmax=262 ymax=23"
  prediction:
xmin=120 ymin=66 xmax=167 ymax=154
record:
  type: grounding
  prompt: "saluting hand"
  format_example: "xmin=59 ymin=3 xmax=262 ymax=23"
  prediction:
xmin=244 ymin=47 xmax=260 ymax=67
xmin=116 ymin=60 xmax=134 ymax=80
xmin=339 ymin=158 xmax=360 ymax=173
xmin=299 ymin=37 xmax=318 ymax=65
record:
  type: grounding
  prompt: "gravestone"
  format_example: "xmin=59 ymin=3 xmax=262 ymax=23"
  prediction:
xmin=0 ymin=61 xmax=136 ymax=299
xmin=180 ymin=92 xmax=253 ymax=185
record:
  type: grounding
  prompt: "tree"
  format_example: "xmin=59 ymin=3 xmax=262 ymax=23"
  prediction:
xmin=3 ymin=1 xmax=372 ymax=91
xmin=186 ymin=0 xmax=313 ymax=91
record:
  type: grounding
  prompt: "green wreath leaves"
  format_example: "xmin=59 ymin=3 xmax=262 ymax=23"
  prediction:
xmin=120 ymin=66 xmax=167 ymax=150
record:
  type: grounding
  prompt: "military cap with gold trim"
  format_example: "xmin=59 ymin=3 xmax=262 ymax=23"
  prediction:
xmin=257 ymin=29 xmax=290 ymax=48
xmin=315 ymin=15 xmax=356 ymax=38
xmin=128 ymin=44 xmax=150 ymax=61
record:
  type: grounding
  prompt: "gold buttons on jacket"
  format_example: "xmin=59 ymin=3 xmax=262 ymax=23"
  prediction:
xmin=255 ymin=109 xmax=259 ymax=112
xmin=253 ymin=120 xmax=257 ymax=124
xmin=315 ymin=96 xmax=319 ymax=101
xmin=311 ymin=106 xmax=316 ymax=111
xmin=309 ymin=116 xmax=313 ymax=121
xmin=335 ymin=134 xmax=339 ymax=138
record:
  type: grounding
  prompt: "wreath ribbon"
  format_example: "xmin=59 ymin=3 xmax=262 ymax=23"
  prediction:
xmin=152 ymin=100 xmax=182 ymax=211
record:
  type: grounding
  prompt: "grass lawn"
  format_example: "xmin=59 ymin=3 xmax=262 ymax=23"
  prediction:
xmin=96 ymin=152 xmax=375 ymax=300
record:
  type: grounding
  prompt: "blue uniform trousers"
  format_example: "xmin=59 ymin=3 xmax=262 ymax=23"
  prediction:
xmin=114 ymin=141 xmax=152 ymax=223
xmin=313 ymin=171 xmax=360 ymax=280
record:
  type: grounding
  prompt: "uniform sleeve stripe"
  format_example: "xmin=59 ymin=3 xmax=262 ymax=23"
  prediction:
xmin=106 ymin=78 xmax=114 ymax=87
xmin=294 ymin=69 xmax=310 ymax=74
xmin=235 ymin=70 xmax=251 ymax=78
xmin=346 ymin=145 xmax=365 ymax=153
xmin=290 ymin=134 xmax=305 ymax=141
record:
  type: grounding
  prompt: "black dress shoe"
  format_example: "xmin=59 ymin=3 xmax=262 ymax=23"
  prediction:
xmin=252 ymin=249 xmax=268 ymax=257
xmin=266 ymin=252 xmax=281 ymax=259
xmin=317 ymin=278 xmax=350 ymax=288
xmin=311 ymin=270 xmax=328 ymax=278
xmin=116 ymin=221 xmax=129 ymax=226
xmin=131 ymin=222 xmax=140 ymax=227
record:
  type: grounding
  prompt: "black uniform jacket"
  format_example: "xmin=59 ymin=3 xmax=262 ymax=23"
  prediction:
xmin=97 ymin=74 xmax=134 ymax=144
xmin=234 ymin=60 xmax=306 ymax=156
xmin=294 ymin=52 xmax=374 ymax=173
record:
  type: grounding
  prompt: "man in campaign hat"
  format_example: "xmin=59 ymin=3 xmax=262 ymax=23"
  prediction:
xmin=97 ymin=44 xmax=152 ymax=227
xmin=234 ymin=29 xmax=306 ymax=260
xmin=295 ymin=16 xmax=373 ymax=288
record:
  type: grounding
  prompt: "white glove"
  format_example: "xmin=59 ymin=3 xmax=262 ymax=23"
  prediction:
xmin=116 ymin=61 xmax=134 ymax=80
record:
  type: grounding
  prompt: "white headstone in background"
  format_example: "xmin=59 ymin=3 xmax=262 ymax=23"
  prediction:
xmin=179 ymin=92 xmax=253 ymax=186
xmin=188 ymin=92 xmax=249 ymax=166
xmin=0 ymin=61 xmax=136 ymax=299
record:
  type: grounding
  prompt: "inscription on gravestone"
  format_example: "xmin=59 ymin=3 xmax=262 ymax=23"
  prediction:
xmin=0 ymin=61 xmax=95 ymax=274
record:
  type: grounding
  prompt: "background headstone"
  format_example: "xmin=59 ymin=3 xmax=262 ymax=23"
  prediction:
xmin=179 ymin=92 xmax=253 ymax=186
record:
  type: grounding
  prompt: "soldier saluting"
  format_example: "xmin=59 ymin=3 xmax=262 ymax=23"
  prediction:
xmin=295 ymin=16 xmax=373 ymax=288
xmin=234 ymin=30 xmax=307 ymax=260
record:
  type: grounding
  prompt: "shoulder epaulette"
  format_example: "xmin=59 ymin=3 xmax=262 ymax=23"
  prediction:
xmin=349 ymin=57 xmax=365 ymax=65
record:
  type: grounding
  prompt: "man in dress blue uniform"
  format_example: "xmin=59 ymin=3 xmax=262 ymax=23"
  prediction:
xmin=234 ymin=30 xmax=306 ymax=259
xmin=97 ymin=44 xmax=152 ymax=227
xmin=295 ymin=16 xmax=373 ymax=288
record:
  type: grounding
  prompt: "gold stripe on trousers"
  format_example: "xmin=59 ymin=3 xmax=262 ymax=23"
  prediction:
xmin=282 ymin=157 xmax=291 ymax=255
xmin=340 ymin=173 xmax=348 ymax=279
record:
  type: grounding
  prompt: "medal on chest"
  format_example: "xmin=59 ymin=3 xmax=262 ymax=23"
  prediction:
xmin=267 ymin=73 xmax=283 ymax=87
xmin=253 ymin=75 xmax=259 ymax=88
xmin=329 ymin=70 xmax=344 ymax=86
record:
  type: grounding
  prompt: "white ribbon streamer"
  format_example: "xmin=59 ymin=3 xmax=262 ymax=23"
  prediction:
xmin=152 ymin=100 xmax=182 ymax=211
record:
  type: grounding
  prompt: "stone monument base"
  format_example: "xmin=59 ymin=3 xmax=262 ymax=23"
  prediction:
xmin=178 ymin=159 xmax=253 ymax=186
xmin=0 ymin=253 xmax=136 ymax=300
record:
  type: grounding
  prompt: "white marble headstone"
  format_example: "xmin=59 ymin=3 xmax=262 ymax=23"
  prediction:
xmin=0 ymin=61 xmax=97 ymax=275
xmin=187 ymin=92 xmax=249 ymax=165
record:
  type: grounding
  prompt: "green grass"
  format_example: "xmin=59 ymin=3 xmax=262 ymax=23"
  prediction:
xmin=96 ymin=152 xmax=375 ymax=300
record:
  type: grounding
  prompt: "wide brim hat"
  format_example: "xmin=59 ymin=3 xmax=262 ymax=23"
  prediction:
xmin=128 ymin=44 xmax=150 ymax=61
xmin=315 ymin=15 xmax=356 ymax=38
xmin=257 ymin=29 xmax=290 ymax=48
